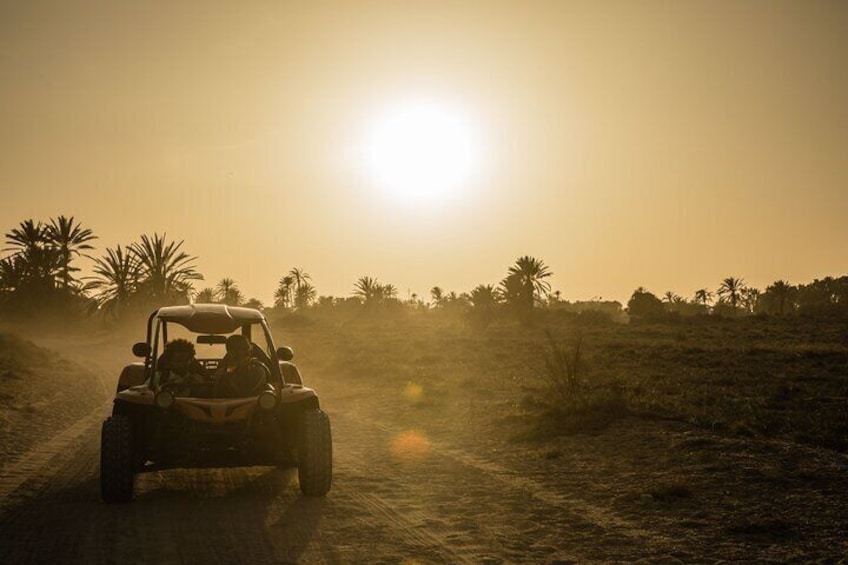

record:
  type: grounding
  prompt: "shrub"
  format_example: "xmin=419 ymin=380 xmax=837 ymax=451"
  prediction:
xmin=627 ymin=288 xmax=665 ymax=322
xmin=534 ymin=330 xmax=627 ymax=436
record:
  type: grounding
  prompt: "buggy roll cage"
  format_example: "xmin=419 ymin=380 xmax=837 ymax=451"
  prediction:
xmin=141 ymin=305 xmax=285 ymax=388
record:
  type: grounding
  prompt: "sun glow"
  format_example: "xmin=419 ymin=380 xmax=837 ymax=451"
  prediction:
xmin=367 ymin=101 xmax=477 ymax=205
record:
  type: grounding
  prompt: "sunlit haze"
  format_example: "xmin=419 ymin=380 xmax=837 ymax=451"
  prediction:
xmin=1 ymin=1 xmax=846 ymax=303
xmin=366 ymin=100 xmax=478 ymax=206
xmin=2 ymin=3 xmax=848 ymax=560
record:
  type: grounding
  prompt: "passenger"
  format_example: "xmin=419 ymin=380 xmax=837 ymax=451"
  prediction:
xmin=158 ymin=339 xmax=208 ymax=396
xmin=214 ymin=334 xmax=270 ymax=398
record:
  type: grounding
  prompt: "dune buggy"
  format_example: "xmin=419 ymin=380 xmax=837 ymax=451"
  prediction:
xmin=100 ymin=304 xmax=332 ymax=502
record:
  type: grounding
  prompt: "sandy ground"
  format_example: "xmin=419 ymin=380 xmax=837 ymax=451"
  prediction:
xmin=0 ymin=332 xmax=846 ymax=564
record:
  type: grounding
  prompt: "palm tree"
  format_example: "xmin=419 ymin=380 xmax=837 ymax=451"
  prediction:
xmin=45 ymin=215 xmax=96 ymax=292
xmin=4 ymin=219 xmax=45 ymax=256
xmin=195 ymin=287 xmax=216 ymax=303
xmin=741 ymin=287 xmax=761 ymax=314
xmin=354 ymin=276 xmax=381 ymax=305
xmin=470 ymin=284 xmax=498 ymax=308
xmin=662 ymin=291 xmax=678 ymax=304
xmin=662 ymin=291 xmax=683 ymax=312
xmin=294 ymin=282 xmax=317 ymax=310
xmin=286 ymin=267 xmax=315 ymax=309
xmin=274 ymin=275 xmax=295 ymax=309
xmin=0 ymin=256 xmax=25 ymax=293
xmin=4 ymin=219 xmax=61 ymax=297
xmin=289 ymin=267 xmax=311 ymax=290
xmin=244 ymin=298 xmax=264 ymax=310
xmin=430 ymin=286 xmax=444 ymax=308
xmin=504 ymin=255 xmax=552 ymax=309
xmin=497 ymin=273 xmax=523 ymax=305
xmin=694 ymin=289 xmax=713 ymax=308
xmin=215 ymin=278 xmax=243 ymax=306
xmin=764 ymin=280 xmax=794 ymax=315
xmin=85 ymin=246 xmax=139 ymax=318
xmin=467 ymin=284 xmax=497 ymax=327
xmin=717 ymin=277 xmax=746 ymax=313
xmin=381 ymin=283 xmax=398 ymax=300
xmin=130 ymin=233 xmax=202 ymax=303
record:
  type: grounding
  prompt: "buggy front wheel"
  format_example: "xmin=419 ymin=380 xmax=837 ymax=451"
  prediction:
xmin=100 ymin=415 xmax=135 ymax=503
xmin=297 ymin=409 xmax=332 ymax=496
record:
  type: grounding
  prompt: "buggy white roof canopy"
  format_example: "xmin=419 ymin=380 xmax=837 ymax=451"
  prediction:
xmin=156 ymin=304 xmax=264 ymax=334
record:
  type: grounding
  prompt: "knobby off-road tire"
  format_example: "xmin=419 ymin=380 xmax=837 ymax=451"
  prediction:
xmin=298 ymin=409 xmax=332 ymax=496
xmin=100 ymin=415 xmax=135 ymax=503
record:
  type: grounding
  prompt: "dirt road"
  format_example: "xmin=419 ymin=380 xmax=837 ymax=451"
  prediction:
xmin=1 ymin=334 xmax=846 ymax=564
xmin=0 ymin=390 xmax=629 ymax=564
xmin=0 ymin=337 xmax=591 ymax=564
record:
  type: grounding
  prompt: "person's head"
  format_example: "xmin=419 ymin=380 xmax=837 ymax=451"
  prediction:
xmin=164 ymin=339 xmax=195 ymax=373
xmin=225 ymin=334 xmax=252 ymax=366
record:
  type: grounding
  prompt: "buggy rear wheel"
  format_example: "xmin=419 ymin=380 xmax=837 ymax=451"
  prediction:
xmin=100 ymin=415 xmax=135 ymax=503
xmin=297 ymin=409 xmax=332 ymax=496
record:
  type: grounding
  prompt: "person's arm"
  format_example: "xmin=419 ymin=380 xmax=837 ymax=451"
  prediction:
xmin=156 ymin=353 xmax=170 ymax=384
xmin=247 ymin=363 xmax=270 ymax=395
xmin=212 ymin=367 xmax=230 ymax=398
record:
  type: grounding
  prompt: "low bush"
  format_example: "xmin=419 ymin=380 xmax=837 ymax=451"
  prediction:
xmin=533 ymin=330 xmax=628 ymax=436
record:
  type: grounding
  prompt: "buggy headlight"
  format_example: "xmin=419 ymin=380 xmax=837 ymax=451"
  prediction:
xmin=155 ymin=389 xmax=175 ymax=410
xmin=258 ymin=390 xmax=277 ymax=411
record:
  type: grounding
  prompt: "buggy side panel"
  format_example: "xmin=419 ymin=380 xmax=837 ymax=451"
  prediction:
xmin=118 ymin=363 xmax=146 ymax=392
xmin=279 ymin=385 xmax=318 ymax=405
xmin=279 ymin=362 xmax=303 ymax=385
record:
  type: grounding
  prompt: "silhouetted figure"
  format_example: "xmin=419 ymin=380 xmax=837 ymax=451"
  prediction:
xmin=214 ymin=334 xmax=270 ymax=397
xmin=158 ymin=338 xmax=209 ymax=396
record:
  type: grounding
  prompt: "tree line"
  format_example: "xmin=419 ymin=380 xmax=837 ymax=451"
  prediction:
xmin=0 ymin=217 xmax=202 ymax=319
xmin=627 ymin=276 xmax=848 ymax=321
xmin=1 ymin=216 xmax=845 ymax=323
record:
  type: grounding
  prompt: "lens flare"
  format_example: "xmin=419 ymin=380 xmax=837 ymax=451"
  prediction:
xmin=403 ymin=381 xmax=424 ymax=404
xmin=390 ymin=430 xmax=430 ymax=461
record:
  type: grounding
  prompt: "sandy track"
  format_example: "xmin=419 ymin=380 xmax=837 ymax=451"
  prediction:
xmin=0 ymin=382 xmax=634 ymax=564
xmin=0 ymin=400 xmax=110 ymax=502
xmin=1 ymin=334 xmax=846 ymax=564
xmin=0 ymin=335 xmax=588 ymax=563
xmin=368 ymin=416 xmax=659 ymax=540
xmin=2 ymin=405 xmax=846 ymax=564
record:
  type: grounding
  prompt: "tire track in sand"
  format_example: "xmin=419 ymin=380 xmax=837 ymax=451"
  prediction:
xmin=0 ymin=399 xmax=111 ymax=502
xmin=333 ymin=410 xmax=664 ymax=552
xmin=330 ymin=410 xmax=588 ymax=563
xmin=345 ymin=489 xmax=475 ymax=564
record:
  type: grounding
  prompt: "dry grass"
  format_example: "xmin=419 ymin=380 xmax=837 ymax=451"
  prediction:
xmin=0 ymin=332 xmax=50 ymax=374
xmin=0 ymin=314 xmax=845 ymax=562
xmin=275 ymin=313 xmax=848 ymax=451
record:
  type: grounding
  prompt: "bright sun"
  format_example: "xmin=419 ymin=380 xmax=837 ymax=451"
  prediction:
xmin=367 ymin=101 xmax=477 ymax=205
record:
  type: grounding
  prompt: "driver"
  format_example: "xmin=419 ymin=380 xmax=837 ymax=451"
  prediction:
xmin=158 ymin=339 xmax=208 ymax=396
xmin=214 ymin=334 xmax=270 ymax=398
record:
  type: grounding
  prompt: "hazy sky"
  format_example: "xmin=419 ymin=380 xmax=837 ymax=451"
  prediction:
xmin=2 ymin=1 xmax=846 ymax=304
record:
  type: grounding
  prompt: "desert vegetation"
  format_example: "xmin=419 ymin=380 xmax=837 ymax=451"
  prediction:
xmin=271 ymin=310 xmax=847 ymax=454
xmin=1 ymin=216 xmax=846 ymax=454
xmin=1 ymin=217 xmax=846 ymax=563
xmin=3 ymin=216 xmax=846 ymax=324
